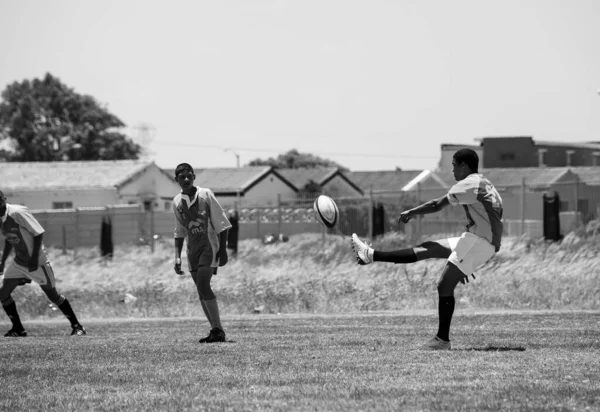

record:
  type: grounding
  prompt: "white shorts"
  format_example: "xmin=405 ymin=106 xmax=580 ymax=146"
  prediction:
xmin=3 ymin=260 xmax=56 ymax=287
xmin=447 ymin=232 xmax=495 ymax=276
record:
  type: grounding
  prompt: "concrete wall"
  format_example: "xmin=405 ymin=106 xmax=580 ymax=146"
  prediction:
xmin=4 ymin=188 xmax=119 ymax=210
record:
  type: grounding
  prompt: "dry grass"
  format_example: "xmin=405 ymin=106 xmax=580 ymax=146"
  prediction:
xmin=8 ymin=232 xmax=600 ymax=319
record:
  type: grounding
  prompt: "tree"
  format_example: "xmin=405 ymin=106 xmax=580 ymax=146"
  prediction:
xmin=0 ymin=73 xmax=141 ymax=161
xmin=247 ymin=149 xmax=347 ymax=170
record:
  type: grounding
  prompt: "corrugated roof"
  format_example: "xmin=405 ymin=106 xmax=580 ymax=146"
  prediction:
xmin=536 ymin=141 xmax=600 ymax=150
xmin=346 ymin=170 xmax=424 ymax=192
xmin=436 ymin=167 xmax=574 ymax=188
xmin=0 ymin=160 xmax=152 ymax=190
xmin=569 ymin=167 xmax=600 ymax=186
xmin=277 ymin=167 xmax=339 ymax=188
xmin=191 ymin=166 xmax=282 ymax=193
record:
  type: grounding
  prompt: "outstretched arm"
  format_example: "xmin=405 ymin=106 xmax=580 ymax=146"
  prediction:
xmin=174 ymin=237 xmax=185 ymax=275
xmin=398 ymin=195 xmax=450 ymax=224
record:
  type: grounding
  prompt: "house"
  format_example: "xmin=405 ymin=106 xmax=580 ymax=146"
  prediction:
xmin=347 ymin=169 xmax=449 ymax=199
xmin=481 ymin=136 xmax=600 ymax=168
xmin=435 ymin=167 xmax=581 ymax=221
xmin=0 ymin=160 xmax=180 ymax=211
xmin=277 ymin=167 xmax=364 ymax=199
xmin=164 ymin=166 xmax=298 ymax=207
xmin=437 ymin=144 xmax=484 ymax=171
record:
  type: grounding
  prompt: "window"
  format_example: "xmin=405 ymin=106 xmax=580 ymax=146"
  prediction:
xmin=559 ymin=201 xmax=569 ymax=212
xmin=538 ymin=149 xmax=548 ymax=167
xmin=566 ymin=150 xmax=575 ymax=166
xmin=593 ymin=152 xmax=600 ymax=166
xmin=500 ymin=152 xmax=515 ymax=161
xmin=164 ymin=201 xmax=172 ymax=211
xmin=577 ymin=199 xmax=589 ymax=216
xmin=52 ymin=201 xmax=73 ymax=209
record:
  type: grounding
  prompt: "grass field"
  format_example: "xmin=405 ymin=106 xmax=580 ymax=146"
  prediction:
xmin=1 ymin=311 xmax=599 ymax=411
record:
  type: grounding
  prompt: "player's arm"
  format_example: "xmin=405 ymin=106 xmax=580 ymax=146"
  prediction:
xmin=28 ymin=233 xmax=43 ymax=272
xmin=207 ymin=189 xmax=232 ymax=267
xmin=174 ymin=237 xmax=185 ymax=275
xmin=398 ymin=195 xmax=450 ymax=224
xmin=0 ymin=241 xmax=13 ymax=274
xmin=172 ymin=200 xmax=187 ymax=275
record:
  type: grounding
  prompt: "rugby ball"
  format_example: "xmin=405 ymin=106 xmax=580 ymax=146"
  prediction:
xmin=313 ymin=195 xmax=339 ymax=228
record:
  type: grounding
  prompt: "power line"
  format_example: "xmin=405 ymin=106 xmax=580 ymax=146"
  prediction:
xmin=153 ymin=140 xmax=438 ymax=159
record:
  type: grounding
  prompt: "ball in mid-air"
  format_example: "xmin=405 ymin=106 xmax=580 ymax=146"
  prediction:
xmin=313 ymin=195 xmax=339 ymax=228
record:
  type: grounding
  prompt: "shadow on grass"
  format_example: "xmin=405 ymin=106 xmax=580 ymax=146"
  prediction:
xmin=460 ymin=346 xmax=526 ymax=352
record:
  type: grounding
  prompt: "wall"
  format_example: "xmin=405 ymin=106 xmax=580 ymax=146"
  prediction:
xmin=482 ymin=137 xmax=536 ymax=168
xmin=4 ymin=188 xmax=119 ymax=210
xmin=119 ymin=163 xmax=180 ymax=210
xmin=235 ymin=174 xmax=297 ymax=207
xmin=322 ymin=174 xmax=363 ymax=198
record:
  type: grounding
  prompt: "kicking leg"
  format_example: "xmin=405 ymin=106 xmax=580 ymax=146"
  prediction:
xmin=351 ymin=233 xmax=452 ymax=265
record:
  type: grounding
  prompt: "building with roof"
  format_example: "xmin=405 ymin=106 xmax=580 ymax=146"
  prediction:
xmin=482 ymin=136 xmax=600 ymax=168
xmin=0 ymin=160 xmax=179 ymax=211
xmin=164 ymin=166 xmax=298 ymax=207
xmin=277 ymin=167 xmax=363 ymax=199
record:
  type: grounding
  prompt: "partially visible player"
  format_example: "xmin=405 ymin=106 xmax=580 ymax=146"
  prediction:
xmin=351 ymin=149 xmax=503 ymax=350
xmin=172 ymin=163 xmax=232 ymax=343
xmin=0 ymin=190 xmax=86 ymax=337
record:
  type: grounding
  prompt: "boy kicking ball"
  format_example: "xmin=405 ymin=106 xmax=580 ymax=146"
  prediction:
xmin=351 ymin=149 xmax=503 ymax=350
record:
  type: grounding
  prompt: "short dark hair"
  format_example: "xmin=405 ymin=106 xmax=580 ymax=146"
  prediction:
xmin=174 ymin=163 xmax=194 ymax=178
xmin=453 ymin=149 xmax=479 ymax=172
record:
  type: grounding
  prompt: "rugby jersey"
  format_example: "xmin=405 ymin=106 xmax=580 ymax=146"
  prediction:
xmin=447 ymin=173 xmax=504 ymax=251
xmin=173 ymin=187 xmax=231 ymax=271
xmin=1 ymin=204 xmax=48 ymax=266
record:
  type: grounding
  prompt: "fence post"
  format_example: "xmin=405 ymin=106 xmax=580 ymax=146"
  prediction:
xmin=277 ymin=194 xmax=282 ymax=236
xmin=62 ymin=225 xmax=67 ymax=255
xmin=150 ymin=200 xmax=155 ymax=253
xmin=74 ymin=208 xmax=80 ymax=257
xmin=416 ymin=183 xmax=422 ymax=238
xmin=368 ymin=187 xmax=374 ymax=240
xmin=520 ymin=177 xmax=526 ymax=236
xmin=256 ymin=208 xmax=261 ymax=239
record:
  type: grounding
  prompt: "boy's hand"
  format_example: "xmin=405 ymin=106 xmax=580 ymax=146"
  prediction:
xmin=174 ymin=258 xmax=184 ymax=275
xmin=28 ymin=259 xmax=38 ymax=272
xmin=398 ymin=210 xmax=413 ymax=224
xmin=218 ymin=249 xmax=228 ymax=267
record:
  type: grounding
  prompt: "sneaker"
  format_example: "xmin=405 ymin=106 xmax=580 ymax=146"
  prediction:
xmin=199 ymin=328 xmax=226 ymax=343
xmin=71 ymin=324 xmax=87 ymax=336
xmin=4 ymin=328 xmax=27 ymax=337
xmin=421 ymin=336 xmax=451 ymax=350
xmin=351 ymin=233 xmax=372 ymax=265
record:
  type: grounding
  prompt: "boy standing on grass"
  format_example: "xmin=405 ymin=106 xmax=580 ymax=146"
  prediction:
xmin=351 ymin=149 xmax=503 ymax=350
xmin=0 ymin=190 xmax=86 ymax=337
xmin=172 ymin=163 xmax=232 ymax=343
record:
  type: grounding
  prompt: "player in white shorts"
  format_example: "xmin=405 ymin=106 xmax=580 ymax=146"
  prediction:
xmin=0 ymin=190 xmax=86 ymax=337
xmin=351 ymin=149 xmax=503 ymax=350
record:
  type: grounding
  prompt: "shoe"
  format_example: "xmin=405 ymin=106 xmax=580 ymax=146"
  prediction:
xmin=71 ymin=324 xmax=87 ymax=336
xmin=4 ymin=328 xmax=27 ymax=337
xmin=351 ymin=233 xmax=372 ymax=265
xmin=421 ymin=336 xmax=451 ymax=350
xmin=199 ymin=328 xmax=226 ymax=343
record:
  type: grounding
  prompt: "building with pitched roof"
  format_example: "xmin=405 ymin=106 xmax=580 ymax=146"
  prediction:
xmin=0 ymin=160 xmax=179 ymax=211
xmin=164 ymin=166 xmax=298 ymax=207
xmin=277 ymin=167 xmax=363 ymax=198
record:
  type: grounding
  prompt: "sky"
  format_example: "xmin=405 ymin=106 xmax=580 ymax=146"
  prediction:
xmin=1 ymin=0 xmax=599 ymax=171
